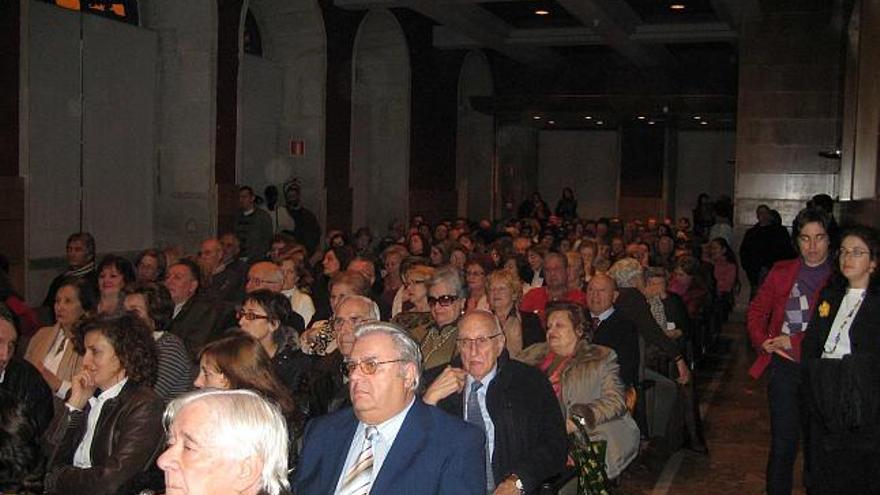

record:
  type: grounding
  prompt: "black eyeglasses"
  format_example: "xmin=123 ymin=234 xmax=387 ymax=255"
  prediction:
xmin=428 ymin=294 xmax=459 ymax=307
xmin=456 ymin=333 xmax=502 ymax=349
xmin=342 ymin=358 xmax=405 ymax=376
xmin=236 ymin=309 xmax=270 ymax=321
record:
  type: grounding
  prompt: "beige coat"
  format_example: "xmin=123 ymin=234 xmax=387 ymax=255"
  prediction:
xmin=517 ymin=341 xmax=640 ymax=478
xmin=25 ymin=324 xmax=83 ymax=395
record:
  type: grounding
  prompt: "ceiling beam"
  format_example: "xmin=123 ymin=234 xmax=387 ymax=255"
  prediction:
xmin=555 ymin=0 xmax=678 ymax=68
xmin=710 ymin=0 xmax=760 ymax=30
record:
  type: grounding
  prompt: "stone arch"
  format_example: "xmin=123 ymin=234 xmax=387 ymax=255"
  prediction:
xmin=237 ymin=0 xmax=328 ymax=229
xmin=349 ymin=9 xmax=411 ymax=236
xmin=456 ymin=50 xmax=495 ymax=220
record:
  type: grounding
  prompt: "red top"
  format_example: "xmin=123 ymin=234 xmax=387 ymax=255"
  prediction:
xmin=520 ymin=286 xmax=587 ymax=327
xmin=746 ymin=258 xmax=829 ymax=378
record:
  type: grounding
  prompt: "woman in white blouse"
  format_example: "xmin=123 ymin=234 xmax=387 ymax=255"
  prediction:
xmin=802 ymin=225 xmax=880 ymax=494
xmin=26 ymin=278 xmax=97 ymax=399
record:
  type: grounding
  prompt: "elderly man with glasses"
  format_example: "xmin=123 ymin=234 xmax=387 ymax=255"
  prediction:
xmin=295 ymin=321 xmax=486 ymax=495
xmin=422 ymin=310 xmax=567 ymax=495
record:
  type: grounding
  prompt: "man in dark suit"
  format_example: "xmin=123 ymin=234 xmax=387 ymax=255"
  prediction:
xmin=587 ymin=274 xmax=640 ymax=387
xmin=165 ymin=259 xmax=231 ymax=359
xmin=422 ymin=310 xmax=568 ymax=495
xmin=295 ymin=322 xmax=486 ymax=495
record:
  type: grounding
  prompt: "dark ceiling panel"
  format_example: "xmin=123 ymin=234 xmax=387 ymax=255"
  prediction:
xmin=625 ymin=0 xmax=719 ymax=23
xmin=478 ymin=1 xmax=582 ymax=29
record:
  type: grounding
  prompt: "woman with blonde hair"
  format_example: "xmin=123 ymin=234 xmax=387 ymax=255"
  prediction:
xmin=487 ymin=268 xmax=544 ymax=355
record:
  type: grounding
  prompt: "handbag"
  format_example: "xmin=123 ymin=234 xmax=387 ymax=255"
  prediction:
xmin=569 ymin=413 xmax=611 ymax=495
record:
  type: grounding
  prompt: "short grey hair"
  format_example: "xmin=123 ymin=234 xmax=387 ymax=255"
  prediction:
xmin=608 ymin=258 xmax=643 ymax=288
xmin=354 ymin=321 xmax=423 ymax=391
xmin=337 ymin=295 xmax=381 ymax=321
xmin=426 ymin=265 xmax=466 ymax=299
xmin=163 ymin=389 xmax=290 ymax=495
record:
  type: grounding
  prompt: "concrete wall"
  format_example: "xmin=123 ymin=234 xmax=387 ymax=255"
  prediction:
xmin=24 ymin=2 xmax=157 ymax=303
xmin=537 ymin=130 xmax=620 ymax=220
xmin=456 ymin=50 xmax=494 ymax=221
xmin=675 ymin=130 xmax=736 ymax=221
xmin=238 ymin=54 xmax=283 ymax=209
xmin=497 ymin=124 xmax=538 ymax=217
xmin=141 ymin=0 xmax=217 ymax=252
xmin=734 ymin=3 xmax=842 ymax=237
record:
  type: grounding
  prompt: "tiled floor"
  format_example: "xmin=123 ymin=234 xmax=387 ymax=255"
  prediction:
xmin=617 ymin=319 xmax=806 ymax=495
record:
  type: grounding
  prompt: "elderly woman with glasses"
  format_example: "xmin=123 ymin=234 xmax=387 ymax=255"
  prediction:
xmin=391 ymin=263 xmax=436 ymax=345
xmin=421 ymin=266 xmax=467 ymax=372
xmin=801 ymin=225 xmax=880 ymax=494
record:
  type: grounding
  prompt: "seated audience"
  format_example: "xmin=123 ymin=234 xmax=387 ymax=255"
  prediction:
xmin=123 ymin=283 xmax=193 ymax=402
xmin=96 ymin=255 xmax=135 ymax=315
xmin=134 ymin=249 xmax=167 ymax=284
xmin=159 ymin=388 xmax=292 ymax=495
xmin=423 ymin=310 xmax=568 ymax=493
xmin=0 ymin=303 xmax=53 ymax=492
xmin=422 ymin=266 xmax=466 ymax=372
xmin=521 ymin=253 xmax=588 ymax=325
xmin=487 ymin=268 xmax=545 ymax=356
xmin=294 ymin=322 xmax=486 ymax=495
xmin=247 ymin=261 xmax=305 ymax=331
xmin=464 ymin=255 xmax=493 ymax=312
xmin=586 ymin=274 xmax=640 ymax=388
xmin=43 ymin=314 xmax=164 ymax=495
xmin=41 ymin=233 xmax=98 ymax=320
xmin=391 ymin=263 xmax=435 ymax=343
xmin=165 ymin=259 xmax=227 ymax=359
xmin=278 ymin=250 xmax=316 ymax=327
xmin=26 ymin=278 xmax=97 ymax=399
xmin=517 ymin=302 xmax=640 ymax=479
xmin=198 ymin=237 xmax=246 ymax=303
xmin=195 ymin=331 xmax=303 ymax=480
xmin=237 ymin=290 xmax=313 ymax=414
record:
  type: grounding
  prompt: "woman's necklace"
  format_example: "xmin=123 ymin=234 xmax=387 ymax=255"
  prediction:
xmin=823 ymin=290 xmax=866 ymax=355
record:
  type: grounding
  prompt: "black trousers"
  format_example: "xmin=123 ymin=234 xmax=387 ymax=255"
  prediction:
xmin=766 ymin=356 xmax=802 ymax=495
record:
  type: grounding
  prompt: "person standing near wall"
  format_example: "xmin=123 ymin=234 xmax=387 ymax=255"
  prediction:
xmin=234 ymin=186 xmax=274 ymax=263
xmin=747 ymin=207 xmax=833 ymax=495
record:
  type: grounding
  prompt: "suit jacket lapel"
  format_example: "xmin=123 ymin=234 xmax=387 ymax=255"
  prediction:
xmin=327 ymin=410 xmax=359 ymax=490
xmin=370 ymin=400 xmax=430 ymax=493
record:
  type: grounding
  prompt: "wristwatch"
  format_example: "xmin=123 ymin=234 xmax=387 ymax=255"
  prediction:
xmin=508 ymin=473 xmax=525 ymax=494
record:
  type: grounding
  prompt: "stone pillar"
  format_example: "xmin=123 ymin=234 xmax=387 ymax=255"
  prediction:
xmin=734 ymin=3 xmax=843 ymax=237
xmin=141 ymin=0 xmax=218 ymax=252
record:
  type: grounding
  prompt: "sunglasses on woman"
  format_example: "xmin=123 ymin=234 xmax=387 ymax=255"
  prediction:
xmin=427 ymin=294 xmax=459 ymax=307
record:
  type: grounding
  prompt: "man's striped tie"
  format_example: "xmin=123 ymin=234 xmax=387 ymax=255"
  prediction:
xmin=337 ymin=426 xmax=378 ymax=495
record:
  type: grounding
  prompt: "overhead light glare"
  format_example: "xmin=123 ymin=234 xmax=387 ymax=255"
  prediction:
xmin=693 ymin=115 xmax=702 ymax=120
xmin=670 ymin=4 xmax=686 ymax=10
xmin=700 ymin=121 xmax=708 ymax=125
xmin=534 ymin=9 xmax=550 ymax=15
xmin=584 ymin=115 xmax=593 ymax=120
xmin=548 ymin=120 xmax=556 ymax=125
xmin=596 ymin=120 xmax=604 ymax=126
xmin=533 ymin=115 xmax=541 ymax=120
xmin=648 ymin=121 xmax=656 ymax=125
xmin=637 ymin=115 xmax=646 ymax=120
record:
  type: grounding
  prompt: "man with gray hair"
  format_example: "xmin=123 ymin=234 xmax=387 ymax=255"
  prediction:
xmin=307 ymin=295 xmax=381 ymax=416
xmin=423 ymin=310 xmax=567 ymax=494
xmin=158 ymin=388 xmax=291 ymax=495
xmin=295 ymin=322 xmax=486 ymax=494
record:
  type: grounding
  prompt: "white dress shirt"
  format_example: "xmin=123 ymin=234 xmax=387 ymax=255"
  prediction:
xmin=72 ymin=378 xmax=128 ymax=468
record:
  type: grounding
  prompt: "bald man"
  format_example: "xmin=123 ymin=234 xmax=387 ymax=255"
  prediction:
xmin=586 ymin=274 xmax=640 ymax=387
xmin=245 ymin=261 xmax=305 ymax=331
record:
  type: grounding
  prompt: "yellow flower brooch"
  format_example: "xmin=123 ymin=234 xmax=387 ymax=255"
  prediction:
xmin=818 ymin=301 xmax=831 ymax=318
